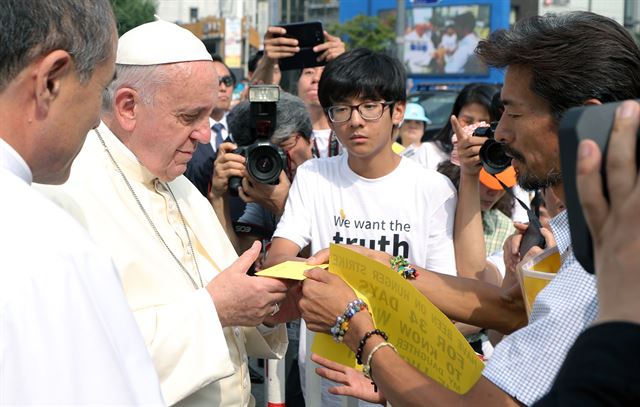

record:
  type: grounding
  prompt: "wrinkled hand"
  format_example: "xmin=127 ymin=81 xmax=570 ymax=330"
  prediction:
xmin=311 ymin=354 xmax=386 ymax=405
xmin=314 ymin=31 xmax=346 ymax=62
xmin=576 ymin=100 xmax=640 ymax=324
xmin=300 ymin=267 xmax=359 ymax=334
xmin=211 ymin=142 xmax=245 ymax=198
xmin=239 ymin=170 xmax=290 ymax=216
xmin=451 ymin=116 xmax=488 ymax=176
xmin=264 ymin=26 xmax=299 ymax=61
xmin=208 ymin=241 xmax=289 ymax=327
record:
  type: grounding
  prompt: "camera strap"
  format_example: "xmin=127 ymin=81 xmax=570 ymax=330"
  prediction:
xmin=311 ymin=131 xmax=341 ymax=158
xmin=492 ymin=174 xmax=546 ymax=256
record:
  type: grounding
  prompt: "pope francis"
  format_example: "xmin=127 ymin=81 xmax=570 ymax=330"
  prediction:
xmin=40 ymin=20 xmax=289 ymax=406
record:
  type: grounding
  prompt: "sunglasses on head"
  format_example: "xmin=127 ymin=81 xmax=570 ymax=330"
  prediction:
xmin=219 ymin=75 xmax=234 ymax=87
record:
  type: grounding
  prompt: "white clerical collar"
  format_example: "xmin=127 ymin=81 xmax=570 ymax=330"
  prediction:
xmin=0 ymin=137 xmax=32 ymax=184
xmin=95 ymin=122 xmax=157 ymax=186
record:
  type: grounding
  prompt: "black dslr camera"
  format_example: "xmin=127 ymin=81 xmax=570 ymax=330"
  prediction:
xmin=475 ymin=121 xmax=546 ymax=256
xmin=228 ymin=85 xmax=286 ymax=196
xmin=474 ymin=122 xmax=511 ymax=175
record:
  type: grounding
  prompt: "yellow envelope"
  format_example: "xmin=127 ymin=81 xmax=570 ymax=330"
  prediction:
xmin=517 ymin=246 xmax=561 ymax=317
xmin=311 ymin=244 xmax=485 ymax=395
xmin=255 ymin=261 xmax=328 ymax=280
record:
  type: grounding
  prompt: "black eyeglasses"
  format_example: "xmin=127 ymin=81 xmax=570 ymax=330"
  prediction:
xmin=326 ymin=101 xmax=395 ymax=123
xmin=219 ymin=75 xmax=234 ymax=87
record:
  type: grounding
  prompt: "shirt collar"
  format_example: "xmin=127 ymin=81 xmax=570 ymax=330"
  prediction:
xmin=0 ymin=137 xmax=32 ymax=184
xmin=549 ymin=209 xmax=571 ymax=255
xmin=210 ymin=114 xmax=228 ymax=130
xmin=96 ymin=121 xmax=157 ymax=186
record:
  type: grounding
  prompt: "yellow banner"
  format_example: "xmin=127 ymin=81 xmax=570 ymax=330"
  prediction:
xmin=311 ymin=244 xmax=485 ymax=394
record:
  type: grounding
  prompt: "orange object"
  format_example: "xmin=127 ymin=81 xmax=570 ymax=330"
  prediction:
xmin=479 ymin=166 xmax=517 ymax=190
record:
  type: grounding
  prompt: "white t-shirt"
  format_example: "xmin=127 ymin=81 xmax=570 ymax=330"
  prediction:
xmin=409 ymin=141 xmax=450 ymax=171
xmin=274 ymin=153 xmax=457 ymax=272
xmin=273 ymin=153 xmax=457 ymax=406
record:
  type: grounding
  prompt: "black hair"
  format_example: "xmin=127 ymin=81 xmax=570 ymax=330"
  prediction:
xmin=431 ymin=82 xmax=500 ymax=154
xmin=318 ymin=48 xmax=406 ymax=109
xmin=489 ymin=89 xmax=504 ymax=122
xmin=454 ymin=12 xmax=476 ymax=34
xmin=476 ymin=11 xmax=640 ymax=122
xmin=248 ymin=50 xmax=264 ymax=74
xmin=210 ymin=53 xmax=236 ymax=85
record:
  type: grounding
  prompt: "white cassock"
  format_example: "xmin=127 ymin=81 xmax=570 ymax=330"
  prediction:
xmin=0 ymin=138 xmax=164 ymax=405
xmin=38 ymin=122 xmax=287 ymax=406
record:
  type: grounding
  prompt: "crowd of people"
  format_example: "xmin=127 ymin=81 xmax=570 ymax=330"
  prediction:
xmin=2 ymin=1 xmax=640 ymax=406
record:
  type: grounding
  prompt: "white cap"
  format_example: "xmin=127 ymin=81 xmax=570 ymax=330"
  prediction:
xmin=117 ymin=20 xmax=212 ymax=66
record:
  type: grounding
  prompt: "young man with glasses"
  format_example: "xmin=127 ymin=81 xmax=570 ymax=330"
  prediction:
xmin=264 ymin=48 xmax=458 ymax=407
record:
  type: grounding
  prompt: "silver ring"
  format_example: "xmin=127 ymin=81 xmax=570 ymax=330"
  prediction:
xmin=270 ymin=303 xmax=280 ymax=316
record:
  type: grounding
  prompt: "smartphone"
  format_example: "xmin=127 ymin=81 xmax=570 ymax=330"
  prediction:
xmin=558 ymin=101 xmax=640 ymax=274
xmin=276 ymin=21 xmax=325 ymax=71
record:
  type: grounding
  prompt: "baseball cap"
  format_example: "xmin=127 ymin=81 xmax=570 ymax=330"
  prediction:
xmin=403 ymin=103 xmax=431 ymax=124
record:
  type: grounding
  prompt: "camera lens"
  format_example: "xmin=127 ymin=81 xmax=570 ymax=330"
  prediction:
xmin=247 ymin=144 xmax=284 ymax=184
xmin=255 ymin=156 xmax=274 ymax=173
xmin=479 ymin=139 xmax=511 ymax=175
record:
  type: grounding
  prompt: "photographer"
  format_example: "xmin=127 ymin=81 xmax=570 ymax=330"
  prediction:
xmin=210 ymin=91 xmax=314 ymax=254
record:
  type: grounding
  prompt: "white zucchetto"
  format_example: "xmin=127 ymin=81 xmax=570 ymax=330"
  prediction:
xmin=116 ymin=20 xmax=212 ymax=66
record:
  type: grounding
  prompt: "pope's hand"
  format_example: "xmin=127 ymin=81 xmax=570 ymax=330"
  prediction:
xmin=208 ymin=241 xmax=289 ymax=327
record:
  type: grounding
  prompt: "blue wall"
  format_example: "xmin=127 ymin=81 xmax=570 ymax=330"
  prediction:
xmin=339 ymin=0 xmax=509 ymax=87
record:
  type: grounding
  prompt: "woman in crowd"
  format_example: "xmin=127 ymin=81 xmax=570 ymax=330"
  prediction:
xmin=412 ymin=82 xmax=499 ymax=170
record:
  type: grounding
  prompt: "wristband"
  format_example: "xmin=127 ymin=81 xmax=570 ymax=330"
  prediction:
xmin=363 ymin=341 xmax=397 ymax=392
xmin=330 ymin=299 xmax=367 ymax=343
xmin=356 ymin=329 xmax=388 ymax=365
xmin=390 ymin=255 xmax=419 ymax=279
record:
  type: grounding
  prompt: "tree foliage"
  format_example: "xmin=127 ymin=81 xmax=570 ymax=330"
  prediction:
xmin=328 ymin=15 xmax=395 ymax=53
xmin=111 ymin=0 xmax=157 ymax=36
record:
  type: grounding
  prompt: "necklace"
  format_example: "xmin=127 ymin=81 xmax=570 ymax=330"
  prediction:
xmin=94 ymin=128 xmax=204 ymax=289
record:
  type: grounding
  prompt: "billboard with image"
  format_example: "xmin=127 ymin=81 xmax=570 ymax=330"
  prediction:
xmin=382 ymin=4 xmax=491 ymax=76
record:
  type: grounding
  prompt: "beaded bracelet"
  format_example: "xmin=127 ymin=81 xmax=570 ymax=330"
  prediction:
xmin=390 ymin=255 xmax=419 ymax=279
xmin=330 ymin=299 xmax=368 ymax=343
xmin=356 ymin=329 xmax=388 ymax=365
xmin=363 ymin=341 xmax=397 ymax=392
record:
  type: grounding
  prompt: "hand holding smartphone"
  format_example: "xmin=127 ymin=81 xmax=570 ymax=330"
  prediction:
xmin=275 ymin=21 xmax=325 ymax=71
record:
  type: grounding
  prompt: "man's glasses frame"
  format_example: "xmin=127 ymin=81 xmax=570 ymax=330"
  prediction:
xmin=325 ymin=101 xmax=395 ymax=123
